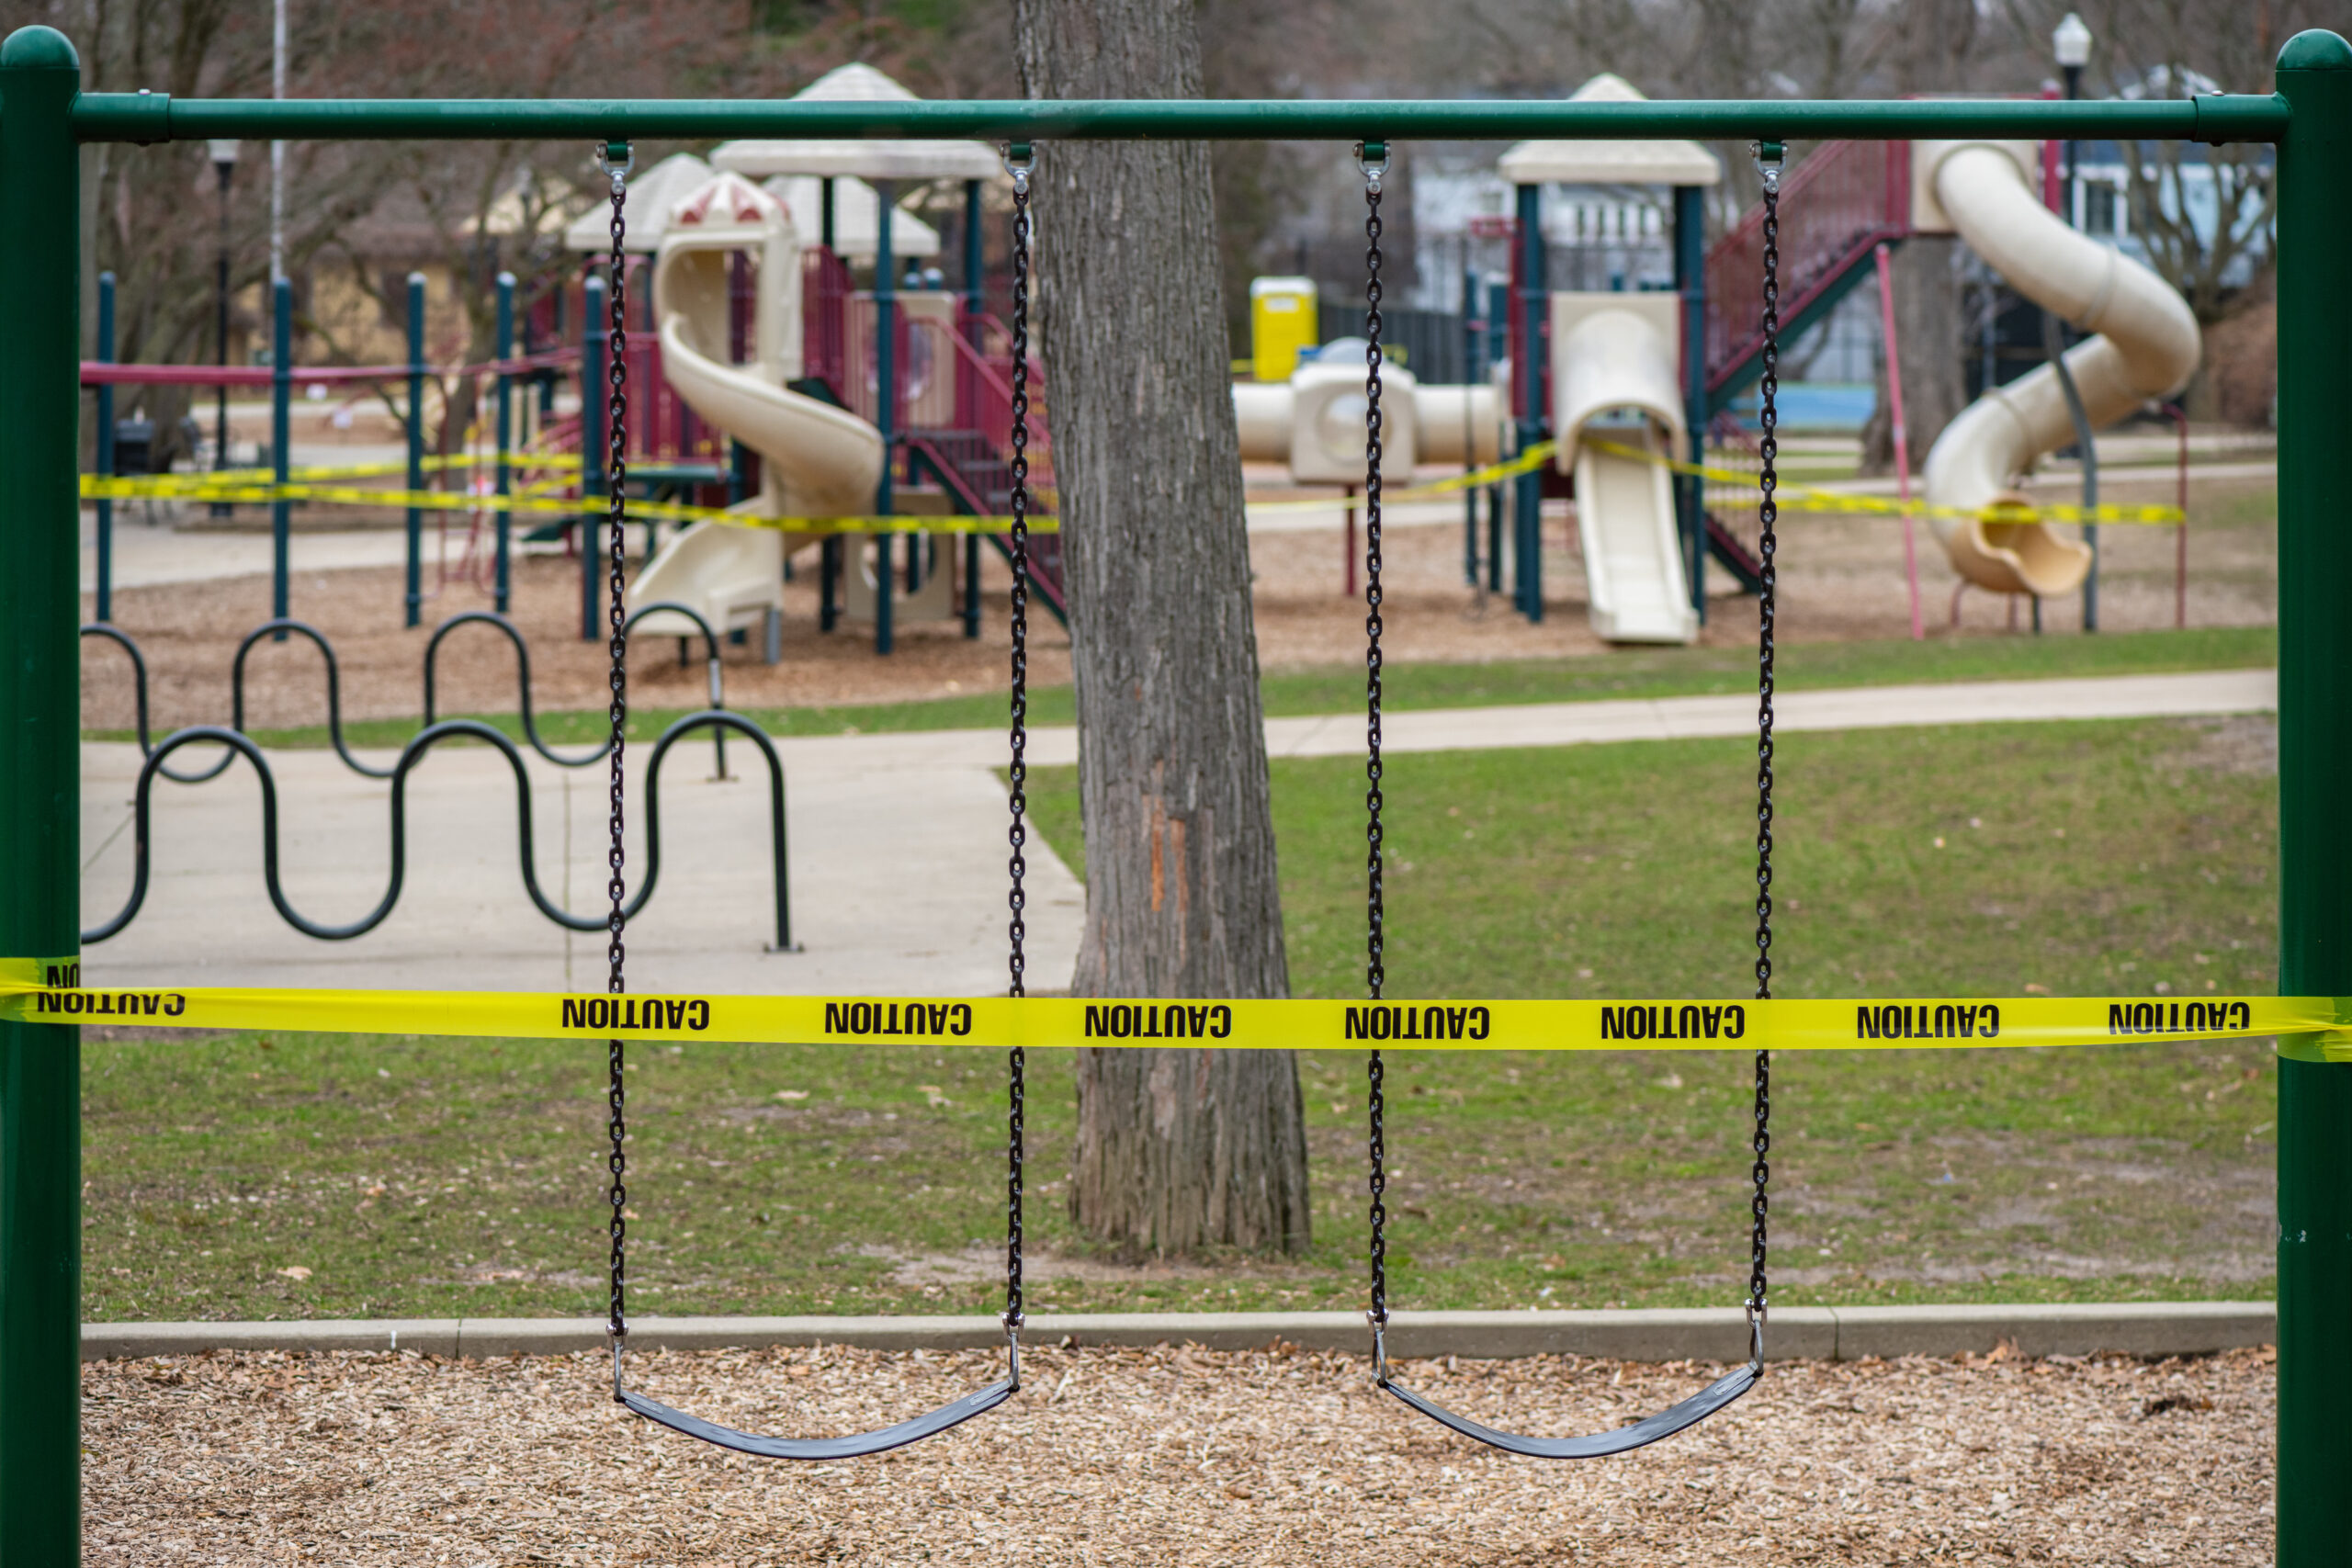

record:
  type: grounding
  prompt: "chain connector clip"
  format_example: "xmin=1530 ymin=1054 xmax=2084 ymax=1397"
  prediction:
xmin=1355 ymin=140 xmax=1390 ymax=192
xmin=1751 ymin=140 xmax=1784 ymax=187
xmin=1366 ymin=1310 xmax=1391 ymax=1387
xmin=1002 ymin=141 xmax=1035 ymax=193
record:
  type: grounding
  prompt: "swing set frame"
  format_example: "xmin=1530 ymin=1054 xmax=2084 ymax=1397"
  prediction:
xmin=1 ymin=24 xmax=2346 ymax=1563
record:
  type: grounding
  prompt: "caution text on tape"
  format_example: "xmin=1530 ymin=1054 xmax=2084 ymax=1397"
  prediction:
xmin=4 ymin=966 xmax=2342 ymax=1058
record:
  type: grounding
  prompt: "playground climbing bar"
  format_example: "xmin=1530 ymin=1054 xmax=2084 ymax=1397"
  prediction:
xmin=68 ymin=92 xmax=2282 ymax=143
xmin=0 ymin=24 xmax=2344 ymax=1564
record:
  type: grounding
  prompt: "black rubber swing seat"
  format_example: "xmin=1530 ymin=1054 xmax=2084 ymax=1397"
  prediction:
xmin=1379 ymin=1359 xmax=1758 ymax=1460
xmin=619 ymin=1375 xmax=1015 ymax=1461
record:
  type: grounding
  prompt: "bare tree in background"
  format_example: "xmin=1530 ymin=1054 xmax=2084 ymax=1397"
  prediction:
xmin=1012 ymin=0 xmax=1312 ymax=1258
xmin=74 ymin=0 xmax=1028 ymax=464
xmin=2058 ymin=0 xmax=2310 ymax=321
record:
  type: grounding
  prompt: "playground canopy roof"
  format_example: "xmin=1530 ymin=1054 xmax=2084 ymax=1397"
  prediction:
xmin=563 ymin=152 xmax=713 ymax=254
xmin=762 ymin=174 xmax=941 ymax=259
xmin=710 ymin=63 xmax=1003 ymax=182
xmin=1498 ymin=73 xmax=1723 ymax=187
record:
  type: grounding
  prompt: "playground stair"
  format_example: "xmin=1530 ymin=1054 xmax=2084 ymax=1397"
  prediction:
xmin=1693 ymin=140 xmax=1911 ymax=591
xmin=906 ymin=429 xmax=1070 ymax=627
xmin=1702 ymin=139 xmax=1912 ymax=409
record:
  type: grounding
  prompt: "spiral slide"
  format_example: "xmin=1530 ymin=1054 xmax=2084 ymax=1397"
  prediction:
xmin=1917 ymin=141 xmax=2200 ymax=596
xmin=628 ymin=175 xmax=885 ymax=640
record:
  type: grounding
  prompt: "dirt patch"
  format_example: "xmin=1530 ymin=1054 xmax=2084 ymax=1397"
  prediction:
xmin=2153 ymin=714 xmax=2278 ymax=776
xmin=83 ymin=1342 xmax=2275 ymax=1564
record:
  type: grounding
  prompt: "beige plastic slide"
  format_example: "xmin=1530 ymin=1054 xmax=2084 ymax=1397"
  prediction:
xmin=628 ymin=174 xmax=885 ymax=640
xmin=1917 ymin=141 xmax=2200 ymax=596
xmin=1550 ymin=293 xmax=1697 ymax=644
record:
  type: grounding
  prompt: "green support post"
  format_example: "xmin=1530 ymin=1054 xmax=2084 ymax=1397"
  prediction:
xmin=1673 ymin=184 xmax=1707 ymax=626
xmin=1513 ymin=181 xmax=1544 ymax=622
xmin=270 ymin=277 xmax=291 ymax=637
xmin=0 ymin=28 xmax=86 ymax=1564
xmin=404 ymin=273 xmax=426 ymax=627
xmin=582 ymin=274 xmax=606 ymax=641
xmin=494 ymin=271 xmax=514 ymax=615
xmin=95 ymin=272 xmax=115 ymax=626
xmin=2274 ymin=29 xmax=2352 ymax=1568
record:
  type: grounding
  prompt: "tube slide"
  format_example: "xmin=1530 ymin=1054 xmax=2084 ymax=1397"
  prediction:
xmin=1551 ymin=293 xmax=1697 ymax=644
xmin=628 ymin=175 xmax=886 ymax=639
xmin=1918 ymin=141 xmax=2200 ymax=596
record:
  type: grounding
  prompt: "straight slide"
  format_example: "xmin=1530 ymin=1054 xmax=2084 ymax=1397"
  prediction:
xmin=1551 ymin=293 xmax=1698 ymax=644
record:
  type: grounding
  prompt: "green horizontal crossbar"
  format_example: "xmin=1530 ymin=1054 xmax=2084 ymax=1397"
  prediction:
xmin=70 ymin=93 xmax=2290 ymax=146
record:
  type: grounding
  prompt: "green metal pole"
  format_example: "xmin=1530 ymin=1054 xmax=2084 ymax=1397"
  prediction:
xmin=95 ymin=273 xmax=115 ymax=626
xmin=1513 ymin=181 xmax=1544 ymax=623
xmin=494 ymin=271 xmax=514 ymax=615
xmin=270 ymin=277 xmax=291 ymax=638
xmin=2274 ymin=30 xmax=2352 ymax=1568
xmin=0 ymin=26 xmax=86 ymax=1565
xmin=404 ymin=273 xmax=425 ymax=627
xmin=68 ymin=93 xmax=2282 ymax=146
xmin=582 ymin=273 xmax=606 ymax=642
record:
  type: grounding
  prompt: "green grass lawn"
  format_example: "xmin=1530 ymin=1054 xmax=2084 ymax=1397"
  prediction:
xmin=91 ymin=622 xmax=2277 ymax=752
xmin=84 ymin=711 xmax=2281 ymax=1322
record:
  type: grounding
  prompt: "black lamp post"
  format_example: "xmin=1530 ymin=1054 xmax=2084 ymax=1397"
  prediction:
xmin=208 ymin=138 xmax=240 ymax=509
xmin=2053 ymin=13 xmax=2090 ymax=220
xmin=2052 ymin=12 xmax=2097 ymax=632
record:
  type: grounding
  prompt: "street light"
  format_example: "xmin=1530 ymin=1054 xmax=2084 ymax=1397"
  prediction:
xmin=208 ymin=138 xmax=241 ymax=510
xmin=2052 ymin=12 xmax=2093 ymax=70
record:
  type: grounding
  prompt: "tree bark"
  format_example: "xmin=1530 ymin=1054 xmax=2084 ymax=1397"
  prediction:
xmin=1860 ymin=236 xmax=1969 ymax=477
xmin=1012 ymin=0 xmax=1310 ymax=1257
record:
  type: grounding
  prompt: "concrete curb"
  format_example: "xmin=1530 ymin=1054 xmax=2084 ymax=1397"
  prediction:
xmin=82 ymin=1302 xmax=2273 ymax=1364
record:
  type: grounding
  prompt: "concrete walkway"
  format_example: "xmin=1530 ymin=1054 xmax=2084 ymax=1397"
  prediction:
xmin=79 ymin=728 xmax=1087 ymax=996
xmin=786 ymin=667 xmax=2277 ymax=773
xmin=80 ymin=669 xmax=2268 ymax=993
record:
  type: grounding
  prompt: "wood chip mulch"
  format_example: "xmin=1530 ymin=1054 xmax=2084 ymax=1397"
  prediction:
xmin=85 ymin=1341 xmax=2271 ymax=1564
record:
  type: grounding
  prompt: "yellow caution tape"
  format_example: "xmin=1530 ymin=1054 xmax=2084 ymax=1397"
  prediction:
xmin=110 ymin=451 xmax=586 ymax=493
xmin=2 ymin=964 xmax=2340 ymax=1057
xmin=80 ymin=475 xmax=1054 ymax=536
xmin=1587 ymin=439 xmax=2187 ymax=526
xmin=75 ymin=431 xmax=2183 ymax=535
xmin=1244 ymin=443 xmax=1558 ymax=514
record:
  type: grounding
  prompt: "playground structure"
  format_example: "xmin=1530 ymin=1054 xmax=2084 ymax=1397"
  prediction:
xmin=1378 ymin=74 xmax=2206 ymax=643
xmin=5 ymin=24 xmax=2350 ymax=1563
xmin=81 ymin=63 xmax=1059 ymax=661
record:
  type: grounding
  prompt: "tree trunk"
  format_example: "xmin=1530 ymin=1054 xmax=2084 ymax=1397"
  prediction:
xmin=1012 ymin=0 xmax=1310 ymax=1258
xmin=1860 ymin=236 xmax=1968 ymax=477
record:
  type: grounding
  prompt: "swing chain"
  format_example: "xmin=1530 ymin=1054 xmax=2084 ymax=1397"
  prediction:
xmin=1359 ymin=143 xmax=1391 ymax=1362
xmin=1747 ymin=141 xmax=1782 ymax=1356
xmin=599 ymin=139 xmax=634 ymax=1385
xmin=1001 ymin=141 xmax=1035 ymax=1349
